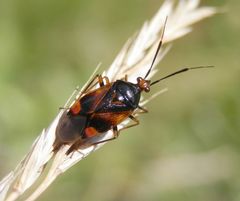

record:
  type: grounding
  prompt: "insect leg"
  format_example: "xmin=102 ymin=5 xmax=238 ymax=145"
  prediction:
xmin=66 ymin=138 xmax=84 ymax=155
xmin=102 ymin=76 xmax=110 ymax=85
xmin=97 ymin=75 xmax=105 ymax=87
xmin=119 ymin=115 xmax=139 ymax=132
xmin=137 ymin=105 xmax=148 ymax=114
xmin=84 ymin=74 xmax=109 ymax=90
xmin=81 ymin=74 xmax=103 ymax=94
xmin=120 ymin=74 xmax=128 ymax=81
xmin=67 ymin=126 xmax=119 ymax=154
xmin=97 ymin=75 xmax=110 ymax=87
xmin=90 ymin=126 xmax=119 ymax=146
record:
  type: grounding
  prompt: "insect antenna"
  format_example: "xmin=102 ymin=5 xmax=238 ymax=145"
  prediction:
xmin=150 ymin=65 xmax=214 ymax=86
xmin=144 ymin=17 xmax=168 ymax=79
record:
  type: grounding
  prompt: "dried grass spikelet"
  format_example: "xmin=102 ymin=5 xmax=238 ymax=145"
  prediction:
xmin=0 ymin=1 xmax=216 ymax=201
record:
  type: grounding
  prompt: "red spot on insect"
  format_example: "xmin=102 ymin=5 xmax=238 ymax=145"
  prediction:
xmin=85 ymin=127 xmax=98 ymax=138
xmin=70 ymin=101 xmax=81 ymax=115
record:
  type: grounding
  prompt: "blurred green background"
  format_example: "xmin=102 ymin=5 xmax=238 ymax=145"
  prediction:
xmin=0 ymin=0 xmax=239 ymax=201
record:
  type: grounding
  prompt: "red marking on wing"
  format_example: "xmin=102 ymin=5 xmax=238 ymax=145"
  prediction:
xmin=70 ymin=101 xmax=81 ymax=115
xmin=84 ymin=127 xmax=98 ymax=138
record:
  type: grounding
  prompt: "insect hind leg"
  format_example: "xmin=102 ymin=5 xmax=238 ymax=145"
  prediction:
xmin=90 ymin=126 xmax=119 ymax=146
xmin=90 ymin=115 xmax=140 ymax=145
xmin=66 ymin=139 xmax=84 ymax=155
xmin=67 ymin=126 xmax=120 ymax=154
xmin=137 ymin=105 xmax=148 ymax=114
xmin=119 ymin=115 xmax=139 ymax=132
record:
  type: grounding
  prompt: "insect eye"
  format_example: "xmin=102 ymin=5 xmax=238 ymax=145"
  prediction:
xmin=144 ymin=87 xmax=150 ymax=92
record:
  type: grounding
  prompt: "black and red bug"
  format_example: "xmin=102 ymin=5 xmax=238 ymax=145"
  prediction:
xmin=53 ymin=20 xmax=212 ymax=155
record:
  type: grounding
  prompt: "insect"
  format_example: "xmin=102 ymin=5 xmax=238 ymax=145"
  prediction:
xmin=53 ymin=20 xmax=212 ymax=155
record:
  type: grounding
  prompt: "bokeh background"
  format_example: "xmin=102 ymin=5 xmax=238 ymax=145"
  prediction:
xmin=0 ymin=0 xmax=239 ymax=201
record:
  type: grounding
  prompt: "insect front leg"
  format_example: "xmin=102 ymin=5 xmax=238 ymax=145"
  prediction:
xmin=119 ymin=74 xmax=128 ymax=81
xmin=124 ymin=74 xmax=128 ymax=81
xmin=82 ymin=74 xmax=104 ymax=94
xmin=83 ymin=74 xmax=110 ymax=91
xmin=99 ymin=75 xmax=110 ymax=86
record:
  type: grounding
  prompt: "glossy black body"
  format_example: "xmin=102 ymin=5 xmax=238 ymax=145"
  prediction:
xmin=96 ymin=80 xmax=141 ymax=112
